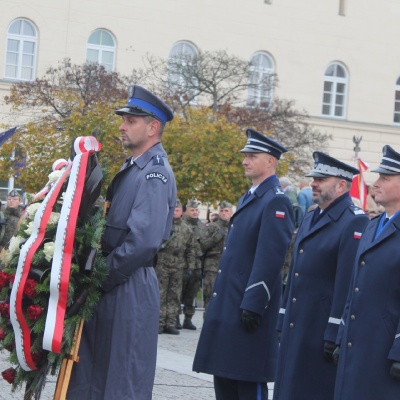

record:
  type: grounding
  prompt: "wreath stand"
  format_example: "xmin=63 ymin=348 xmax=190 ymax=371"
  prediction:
xmin=53 ymin=319 xmax=84 ymax=399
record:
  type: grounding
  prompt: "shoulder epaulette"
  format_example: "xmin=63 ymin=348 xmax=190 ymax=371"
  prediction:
xmin=152 ymin=154 xmax=164 ymax=166
xmin=350 ymin=204 xmax=365 ymax=215
xmin=274 ymin=187 xmax=285 ymax=195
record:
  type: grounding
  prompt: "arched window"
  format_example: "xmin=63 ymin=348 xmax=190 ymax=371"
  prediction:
xmin=393 ymin=77 xmax=400 ymax=124
xmin=247 ymin=52 xmax=275 ymax=108
xmin=168 ymin=41 xmax=198 ymax=102
xmin=86 ymin=29 xmax=116 ymax=71
xmin=5 ymin=19 xmax=37 ymax=81
xmin=322 ymin=62 xmax=348 ymax=118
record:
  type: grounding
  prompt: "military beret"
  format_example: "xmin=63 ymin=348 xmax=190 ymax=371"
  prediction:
xmin=219 ymin=201 xmax=233 ymax=209
xmin=306 ymin=151 xmax=359 ymax=182
xmin=115 ymin=85 xmax=174 ymax=125
xmin=371 ymin=145 xmax=400 ymax=175
xmin=176 ymin=199 xmax=182 ymax=208
xmin=186 ymin=200 xmax=199 ymax=209
xmin=8 ymin=189 xmax=20 ymax=197
xmin=240 ymin=129 xmax=288 ymax=160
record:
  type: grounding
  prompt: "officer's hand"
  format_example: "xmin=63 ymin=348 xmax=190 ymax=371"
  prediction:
xmin=323 ymin=341 xmax=337 ymax=363
xmin=390 ymin=362 xmax=400 ymax=381
xmin=332 ymin=346 xmax=340 ymax=364
xmin=241 ymin=309 xmax=261 ymax=332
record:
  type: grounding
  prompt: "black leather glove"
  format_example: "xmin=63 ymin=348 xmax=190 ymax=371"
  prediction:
xmin=323 ymin=341 xmax=337 ymax=363
xmin=332 ymin=346 xmax=340 ymax=364
xmin=241 ymin=309 xmax=261 ymax=332
xmin=390 ymin=362 xmax=400 ymax=381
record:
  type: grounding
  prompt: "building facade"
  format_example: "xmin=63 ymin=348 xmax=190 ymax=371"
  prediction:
xmin=1 ymin=0 xmax=399 ymax=184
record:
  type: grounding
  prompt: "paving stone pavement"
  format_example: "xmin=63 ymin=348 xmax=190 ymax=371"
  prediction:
xmin=0 ymin=311 xmax=273 ymax=399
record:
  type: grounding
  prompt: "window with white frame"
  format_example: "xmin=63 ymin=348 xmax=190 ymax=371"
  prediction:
xmin=86 ymin=29 xmax=116 ymax=71
xmin=394 ymin=77 xmax=400 ymax=124
xmin=5 ymin=19 xmax=37 ymax=81
xmin=247 ymin=52 xmax=274 ymax=108
xmin=168 ymin=41 xmax=198 ymax=103
xmin=322 ymin=62 xmax=348 ymax=118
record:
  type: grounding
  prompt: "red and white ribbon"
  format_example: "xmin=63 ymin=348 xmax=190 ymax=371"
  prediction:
xmin=43 ymin=136 xmax=101 ymax=353
xmin=10 ymin=164 xmax=72 ymax=371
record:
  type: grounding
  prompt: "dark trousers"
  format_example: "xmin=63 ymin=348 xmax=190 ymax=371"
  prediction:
xmin=214 ymin=376 xmax=269 ymax=400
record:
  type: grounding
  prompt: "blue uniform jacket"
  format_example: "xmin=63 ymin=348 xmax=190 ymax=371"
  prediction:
xmin=274 ymin=194 xmax=369 ymax=400
xmin=334 ymin=213 xmax=400 ymax=400
xmin=193 ymin=174 xmax=294 ymax=382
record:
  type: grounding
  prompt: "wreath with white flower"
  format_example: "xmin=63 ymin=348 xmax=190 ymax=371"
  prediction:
xmin=0 ymin=136 xmax=108 ymax=399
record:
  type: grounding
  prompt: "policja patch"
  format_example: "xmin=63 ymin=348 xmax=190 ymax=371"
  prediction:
xmin=146 ymin=172 xmax=168 ymax=183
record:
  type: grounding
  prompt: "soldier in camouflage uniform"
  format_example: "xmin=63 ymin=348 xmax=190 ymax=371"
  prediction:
xmin=0 ymin=190 xmax=22 ymax=252
xmin=156 ymin=199 xmax=196 ymax=335
xmin=201 ymin=201 xmax=233 ymax=315
xmin=180 ymin=200 xmax=208 ymax=330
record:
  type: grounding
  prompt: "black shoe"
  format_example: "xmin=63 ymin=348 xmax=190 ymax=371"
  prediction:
xmin=158 ymin=326 xmax=164 ymax=334
xmin=183 ymin=318 xmax=197 ymax=330
xmin=164 ymin=326 xmax=180 ymax=335
xmin=176 ymin=317 xmax=182 ymax=330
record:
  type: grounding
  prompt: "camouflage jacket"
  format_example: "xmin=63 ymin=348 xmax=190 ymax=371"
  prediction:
xmin=157 ymin=218 xmax=196 ymax=271
xmin=202 ymin=218 xmax=230 ymax=258
xmin=182 ymin=215 xmax=208 ymax=270
xmin=0 ymin=207 xmax=22 ymax=251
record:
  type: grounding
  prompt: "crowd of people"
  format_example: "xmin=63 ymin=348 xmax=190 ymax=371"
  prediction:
xmin=3 ymin=83 xmax=390 ymax=400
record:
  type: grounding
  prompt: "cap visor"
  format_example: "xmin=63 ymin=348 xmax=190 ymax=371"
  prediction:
xmin=306 ymin=171 xmax=333 ymax=178
xmin=371 ymin=167 xmax=400 ymax=174
xmin=115 ymin=107 xmax=150 ymax=117
xmin=239 ymin=147 xmax=264 ymax=153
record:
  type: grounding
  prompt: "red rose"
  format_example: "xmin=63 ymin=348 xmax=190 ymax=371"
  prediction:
xmin=1 ymin=367 xmax=16 ymax=384
xmin=23 ymin=279 xmax=38 ymax=298
xmin=0 ymin=303 xmax=10 ymax=319
xmin=0 ymin=327 xmax=6 ymax=340
xmin=0 ymin=272 xmax=10 ymax=290
xmin=27 ymin=305 xmax=42 ymax=321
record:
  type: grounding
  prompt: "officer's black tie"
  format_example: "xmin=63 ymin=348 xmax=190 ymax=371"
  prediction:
xmin=383 ymin=217 xmax=389 ymax=226
xmin=243 ymin=190 xmax=251 ymax=203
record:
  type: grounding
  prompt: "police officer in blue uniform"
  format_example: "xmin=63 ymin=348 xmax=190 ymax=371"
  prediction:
xmin=68 ymin=85 xmax=177 ymax=400
xmin=334 ymin=145 xmax=400 ymax=400
xmin=193 ymin=129 xmax=294 ymax=400
xmin=273 ymin=152 xmax=369 ymax=400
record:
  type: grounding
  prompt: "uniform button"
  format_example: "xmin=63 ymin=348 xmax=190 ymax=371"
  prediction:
xmin=347 ymin=342 xmax=352 ymax=348
xmin=360 ymin=261 xmax=365 ymax=266
xmin=213 ymin=292 xmax=217 ymax=297
xmin=218 ymin=269 xmax=221 ymax=274
xmin=289 ymin=323 xmax=294 ymax=328
xmin=231 ymin=224 xmax=233 ymax=228
xmin=294 ymin=273 xmax=299 ymax=278
xmin=292 ymin=298 xmax=297 ymax=303
xmin=224 ymin=247 xmax=227 ymax=250
xmin=351 ymin=315 xmax=356 ymax=320
xmin=354 ymin=288 xmax=359 ymax=293
xmin=299 ymin=249 xmax=304 ymax=254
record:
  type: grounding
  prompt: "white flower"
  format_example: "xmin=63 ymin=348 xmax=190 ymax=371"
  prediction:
xmin=0 ymin=250 xmax=13 ymax=267
xmin=48 ymin=170 xmax=64 ymax=183
xmin=43 ymin=242 xmax=55 ymax=262
xmin=48 ymin=212 xmax=60 ymax=225
xmin=24 ymin=221 xmax=35 ymax=236
xmin=9 ymin=236 xmax=24 ymax=255
xmin=25 ymin=203 xmax=41 ymax=220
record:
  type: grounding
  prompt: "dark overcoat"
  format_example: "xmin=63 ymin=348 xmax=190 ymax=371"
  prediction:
xmin=68 ymin=142 xmax=176 ymax=400
xmin=334 ymin=213 xmax=400 ymax=400
xmin=273 ymin=195 xmax=369 ymax=400
xmin=193 ymin=175 xmax=294 ymax=382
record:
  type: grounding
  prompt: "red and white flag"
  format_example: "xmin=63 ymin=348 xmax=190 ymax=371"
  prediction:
xmin=350 ymin=158 xmax=369 ymax=211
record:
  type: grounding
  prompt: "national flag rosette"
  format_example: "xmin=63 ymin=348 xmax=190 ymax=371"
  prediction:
xmin=0 ymin=135 xmax=108 ymax=398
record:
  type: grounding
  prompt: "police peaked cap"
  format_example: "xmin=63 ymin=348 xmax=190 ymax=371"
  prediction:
xmin=115 ymin=85 xmax=174 ymax=125
xmin=239 ymin=129 xmax=288 ymax=160
xmin=306 ymin=151 xmax=359 ymax=182
xmin=371 ymin=145 xmax=400 ymax=175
